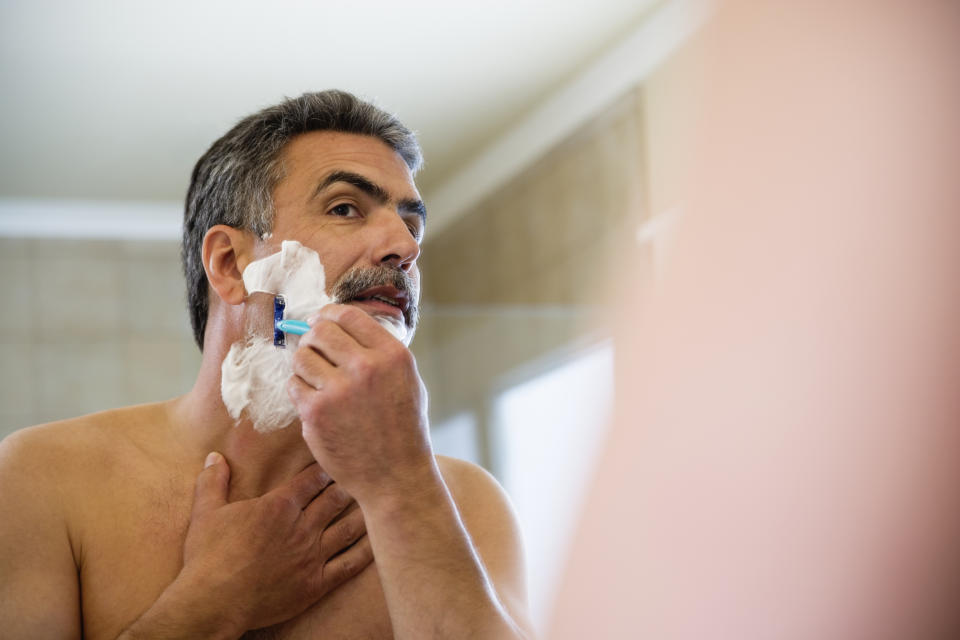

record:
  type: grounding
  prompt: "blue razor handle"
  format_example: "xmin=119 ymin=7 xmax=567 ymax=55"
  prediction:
xmin=276 ymin=319 xmax=310 ymax=335
xmin=273 ymin=295 xmax=310 ymax=347
xmin=274 ymin=295 xmax=287 ymax=347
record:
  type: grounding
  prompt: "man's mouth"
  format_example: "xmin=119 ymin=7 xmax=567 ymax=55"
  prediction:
xmin=347 ymin=286 xmax=409 ymax=321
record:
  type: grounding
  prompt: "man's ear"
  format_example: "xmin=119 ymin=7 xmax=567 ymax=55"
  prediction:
xmin=202 ymin=225 xmax=256 ymax=306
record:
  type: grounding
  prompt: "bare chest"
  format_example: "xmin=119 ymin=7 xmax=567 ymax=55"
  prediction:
xmin=77 ymin=475 xmax=392 ymax=640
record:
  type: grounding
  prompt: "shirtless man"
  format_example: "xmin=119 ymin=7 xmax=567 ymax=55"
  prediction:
xmin=0 ymin=91 xmax=532 ymax=639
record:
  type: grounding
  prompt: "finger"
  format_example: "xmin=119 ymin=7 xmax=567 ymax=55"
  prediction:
xmin=268 ymin=463 xmax=334 ymax=510
xmin=298 ymin=319 xmax=362 ymax=367
xmin=302 ymin=482 xmax=354 ymax=530
xmin=287 ymin=373 xmax=330 ymax=416
xmin=311 ymin=304 xmax=391 ymax=349
xmin=318 ymin=503 xmax=368 ymax=560
xmin=290 ymin=339 xmax=340 ymax=389
xmin=192 ymin=451 xmax=230 ymax=518
xmin=315 ymin=534 xmax=374 ymax=594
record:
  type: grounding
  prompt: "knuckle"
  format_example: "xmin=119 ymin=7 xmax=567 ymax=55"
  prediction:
xmin=338 ymin=305 xmax=364 ymax=324
xmin=311 ymin=319 xmax=337 ymax=339
xmin=335 ymin=517 xmax=357 ymax=541
xmin=292 ymin=346 xmax=311 ymax=372
xmin=384 ymin=342 xmax=412 ymax=366
xmin=314 ymin=466 xmax=332 ymax=488
xmin=352 ymin=356 xmax=375 ymax=378
xmin=264 ymin=493 xmax=296 ymax=518
xmin=299 ymin=400 xmax=323 ymax=425
xmin=295 ymin=390 xmax=328 ymax=422
xmin=332 ymin=485 xmax=353 ymax=509
xmin=337 ymin=556 xmax=356 ymax=580
xmin=324 ymin=379 xmax=349 ymax=404
xmin=322 ymin=483 xmax=343 ymax=507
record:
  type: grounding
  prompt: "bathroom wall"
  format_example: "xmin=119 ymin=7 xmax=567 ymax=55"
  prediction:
xmin=415 ymin=87 xmax=654 ymax=468
xmin=0 ymin=237 xmax=199 ymax=439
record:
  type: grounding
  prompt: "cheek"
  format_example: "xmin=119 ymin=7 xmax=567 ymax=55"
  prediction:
xmin=408 ymin=266 xmax=421 ymax=292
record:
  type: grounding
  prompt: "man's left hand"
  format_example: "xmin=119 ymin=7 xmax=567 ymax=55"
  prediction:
xmin=288 ymin=303 xmax=434 ymax=507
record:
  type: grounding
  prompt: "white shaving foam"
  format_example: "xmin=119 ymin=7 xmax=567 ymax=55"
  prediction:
xmin=221 ymin=240 xmax=410 ymax=433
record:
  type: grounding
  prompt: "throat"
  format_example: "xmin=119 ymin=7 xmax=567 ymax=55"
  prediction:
xmin=218 ymin=422 xmax=318 ymax=501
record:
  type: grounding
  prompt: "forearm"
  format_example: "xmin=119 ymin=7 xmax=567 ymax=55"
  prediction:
xmin=361 ymin=464 xmax=529 ymax=640
xmin=116 ymin=571 xmax=244 ymax=640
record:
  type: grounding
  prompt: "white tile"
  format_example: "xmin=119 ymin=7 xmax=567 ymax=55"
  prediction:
xmin=0 ymin=259 xmax=37 ymax=334
xmin=122 ymin=257 xmax=193 ymax=337
xmin=120 ymin=239 xmax=181 ymax=259
xmin=33 ymin=257 xmax=123 ymax=337
xmin=33 ymin=238 xmax=122 ymax=261
xmin=0 ymin=238 xmax=33 ymax=260
xmin=0 ymin=342 xmax=36 ymax=413
xmin=36 ymin=340 xmax=125 ymax=415
xmin=123 ymin=339 xmax=196 ymax=404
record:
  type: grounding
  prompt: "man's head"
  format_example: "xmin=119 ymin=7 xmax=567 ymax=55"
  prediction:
xmin=182 ymin=90 xmax=423 ymax=350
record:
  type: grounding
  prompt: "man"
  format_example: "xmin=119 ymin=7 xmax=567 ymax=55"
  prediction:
xmin=0 ymin=90 xmax=532 ymax=639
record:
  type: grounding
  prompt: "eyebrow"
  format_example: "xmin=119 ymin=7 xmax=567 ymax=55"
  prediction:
xmin=314 ymin=170 xmax=427 ymax=222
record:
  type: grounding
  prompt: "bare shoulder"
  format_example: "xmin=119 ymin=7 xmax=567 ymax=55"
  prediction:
xmin=0 ymin=414 xmax=101 ymax=482
xmin=435 ymin=455 xmax=531 ymax=628
xmin=0 ymin=409 xmax=157 ymax=637
xmin=434 ymin=454 xmax=524 ymax=556
xmin=1 ymin=404 xmax=163 ymax=474
xmin=0 ymin=402 xmax=175 ymax=512
xmin=435 ymin=454 xmax=514 ymax=515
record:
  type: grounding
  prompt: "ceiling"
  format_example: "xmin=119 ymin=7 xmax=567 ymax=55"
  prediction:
xmin=0 ymin=0 xmax=667 ymax=234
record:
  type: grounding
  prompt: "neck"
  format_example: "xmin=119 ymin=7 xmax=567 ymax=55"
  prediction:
xmin=170 ymin=329 xmax=316 ymax=501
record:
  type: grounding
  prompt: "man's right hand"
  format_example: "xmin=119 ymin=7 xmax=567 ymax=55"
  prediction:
xmin=122 ymin=452 xmax=373 ymax=638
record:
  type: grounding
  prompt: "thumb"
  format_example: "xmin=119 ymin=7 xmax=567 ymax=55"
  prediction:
xmin=192 ymin=451 xmax=230 ymax=518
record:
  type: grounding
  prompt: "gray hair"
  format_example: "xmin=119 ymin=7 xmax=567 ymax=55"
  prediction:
xmin=181 ymin=90 xmax=423 ymax=350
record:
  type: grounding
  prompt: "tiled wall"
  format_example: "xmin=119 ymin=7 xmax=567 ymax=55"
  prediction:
xmin=0 ymin=237 xmax=200 ymax=439
xmin=415 ymin=88 xmax=653 ymax=468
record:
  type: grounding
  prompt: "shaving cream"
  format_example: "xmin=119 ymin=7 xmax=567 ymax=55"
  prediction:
xmin=220 ymin=240 xmax=409 ymax=433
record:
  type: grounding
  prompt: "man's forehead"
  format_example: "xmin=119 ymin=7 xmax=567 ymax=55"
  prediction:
xmin=274 ymin=131 xmax=426 ymax=224
xmin=281 ymin=131 xmax=417 ymax=190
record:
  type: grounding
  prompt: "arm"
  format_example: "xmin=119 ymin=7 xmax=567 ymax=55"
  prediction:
xmin=0 ymin=429 xmax=82 ymax=639
xmin=360 ymin=461 xmax=531 ymax=640
xmin=288 ymin=304 xmax=533 ymax=640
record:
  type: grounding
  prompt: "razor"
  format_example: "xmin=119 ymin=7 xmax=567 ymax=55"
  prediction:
xmin=273 ymin=295 xmax=310 ymax=347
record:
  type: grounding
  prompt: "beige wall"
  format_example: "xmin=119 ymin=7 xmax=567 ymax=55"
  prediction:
xmin=0 ymin=237 xmax=200 ymax=439
xmin=415 ymin=87 xmax=653 ymax=469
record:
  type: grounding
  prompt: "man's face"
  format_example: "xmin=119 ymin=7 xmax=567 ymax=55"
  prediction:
xmin=262 ymin=131 xmax=425 ymax=333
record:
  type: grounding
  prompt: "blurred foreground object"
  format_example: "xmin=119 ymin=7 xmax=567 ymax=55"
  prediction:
xmin=550 ymin=1 xmax=960 ymax=638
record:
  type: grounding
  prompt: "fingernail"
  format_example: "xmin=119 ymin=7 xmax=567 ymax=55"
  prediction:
xmin=307 ymin=314 xmax=320 ymax=326
xmin=204 ymin=451 xmax=220 ymax=468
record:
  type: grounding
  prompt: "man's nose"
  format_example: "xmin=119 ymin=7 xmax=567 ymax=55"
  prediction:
xmin=371 ymin=210 xmax=420 ymax=271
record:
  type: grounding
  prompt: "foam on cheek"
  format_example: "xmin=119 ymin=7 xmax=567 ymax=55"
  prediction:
xmin=221 ymin=336 xmax=297 ymax=432
xmin=221 ymin=240 xmax=334 ymax=433
xmin=242 ymin=239 xmax=332 ymax=321
xmin=220 ymin=240 xmax=411 ymax=433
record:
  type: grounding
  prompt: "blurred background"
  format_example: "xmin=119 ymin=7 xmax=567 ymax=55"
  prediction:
xmin=0 ymin=0 xmax=710 ymax=633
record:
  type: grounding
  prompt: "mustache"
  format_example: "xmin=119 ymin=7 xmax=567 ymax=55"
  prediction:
xmin=332 ymin=265 xmax=420 ymax=329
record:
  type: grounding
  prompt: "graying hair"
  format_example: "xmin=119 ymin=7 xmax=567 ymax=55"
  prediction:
xmin=181 ymin=90 xmax=423 ymax=350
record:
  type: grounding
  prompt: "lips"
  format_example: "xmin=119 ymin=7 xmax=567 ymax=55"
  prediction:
xmin=347 ymin=285 xmax=409 ymax=320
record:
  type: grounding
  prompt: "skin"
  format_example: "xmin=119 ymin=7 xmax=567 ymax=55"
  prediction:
xmin=0 ymin=131 xmax=532 ymax=639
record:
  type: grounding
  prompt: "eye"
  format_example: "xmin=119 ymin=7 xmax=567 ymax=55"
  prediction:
xmin=402 ymin=216 xmax=424 ymax=242
xmin=329 ymin=203 xmax=360 ymax=218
